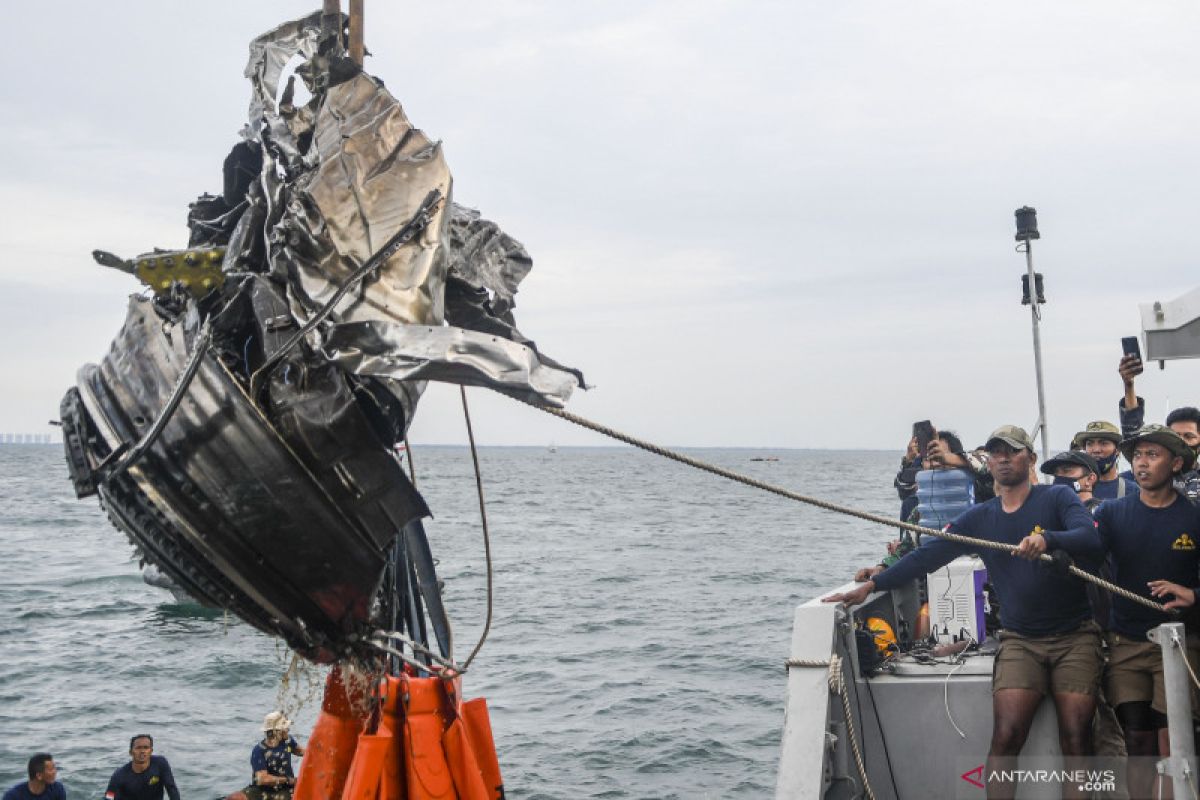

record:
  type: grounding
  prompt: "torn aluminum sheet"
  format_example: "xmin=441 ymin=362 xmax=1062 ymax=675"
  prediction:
xmin=246 ymin=12 xmax=583 ymax=407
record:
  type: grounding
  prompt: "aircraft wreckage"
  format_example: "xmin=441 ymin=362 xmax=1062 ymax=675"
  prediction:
xmin=59 ymin=9 xmax=584 ymax=669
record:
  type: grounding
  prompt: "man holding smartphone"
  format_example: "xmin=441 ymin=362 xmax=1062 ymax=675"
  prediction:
xmin=1116 ymin=341 xmax=1200 ymax=503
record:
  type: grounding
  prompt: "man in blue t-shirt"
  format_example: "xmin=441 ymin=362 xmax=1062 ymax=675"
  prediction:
xmin=104 ymin=735 xmax=180 ymax=800
xmin=1094 ymin=424 xmax=1200 ymax=799
xmin=3 ymin=753 xmax=65 ymax=800
xmin=827 ymin=424 xmax=1103 ymax=798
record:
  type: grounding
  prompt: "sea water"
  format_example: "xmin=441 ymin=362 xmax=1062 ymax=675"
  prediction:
xmin=0 ymin=444 xmax=901 ymax=799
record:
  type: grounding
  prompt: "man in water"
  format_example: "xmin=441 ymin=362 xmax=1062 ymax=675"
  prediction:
xmin=827 ymin=425 xmax=1102 ymax=800
xmin=225 ymin=712 xmax=305 ymax=800
xmin=3 ymin=754 xmax=65 ymax=800
xmin=104 ymin=735 xmax=180 ymax=800
xmin=1093 ymin=424 xmax=1200 ymax=798
xmin=1072 ymin=420 xmax=1137 ymax=501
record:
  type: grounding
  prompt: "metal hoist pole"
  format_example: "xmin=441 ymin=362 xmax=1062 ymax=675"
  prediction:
xmin=349 ymin=0 xmax=365 ymax=66
xmin=1149 ymin=622 xmax=1198 ymax=798
xmin=322 ymin=0 xmax=340 ymax=36
xmin=1024 ymin=240 xmax=1050 ymax=464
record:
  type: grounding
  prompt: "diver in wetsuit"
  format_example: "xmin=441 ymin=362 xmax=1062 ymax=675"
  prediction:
xmin=104 ymin=735 xmax=179 ymax=800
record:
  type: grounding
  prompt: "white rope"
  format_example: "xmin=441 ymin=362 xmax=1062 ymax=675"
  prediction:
xmin=785 ymin=657 xmax=832 ymax=669
xmin=827 ymin=654 xmax=877 ymax=800
xmin=1170 ymin=630 xmax=1200 ymax=694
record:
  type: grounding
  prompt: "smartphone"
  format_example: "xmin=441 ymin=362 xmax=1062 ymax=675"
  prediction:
xmin=913 ymin=420 xmax=935 ymax=457
xmin=1121 ymin=336 xmax=1142 ymax=361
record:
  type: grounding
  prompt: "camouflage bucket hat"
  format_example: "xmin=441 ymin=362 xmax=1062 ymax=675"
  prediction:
xmin=1120 ymin=424 xmax=1196 ymax=472
xmin=1071 ymin=420 xmax=1122 ymax=449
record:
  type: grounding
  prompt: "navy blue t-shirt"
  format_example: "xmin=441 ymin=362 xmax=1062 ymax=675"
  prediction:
xmin=3 ymin=782 xmax=65 ymax=800
xmin=874 ymin=484 xmax=1101 ymax=636
xmin=1096 ymin=492 xmax=1200 ymax=639
xmin=251 ymin=736 xmax=300 ymax=780
xmin=104 ymin=756 xmax=179 ymax=800
xmin=1093 ymin=476 xmax=1138 ymax=502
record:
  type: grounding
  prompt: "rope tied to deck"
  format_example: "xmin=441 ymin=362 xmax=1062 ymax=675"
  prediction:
xmin=826 ymin=654 xmax=878 ymax=800
xmin=523 ymin=401 xmax=1172 ymax=616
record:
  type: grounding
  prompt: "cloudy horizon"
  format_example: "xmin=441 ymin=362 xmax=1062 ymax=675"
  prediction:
xmin=3 ymin=2 xmax=1199 ymax=453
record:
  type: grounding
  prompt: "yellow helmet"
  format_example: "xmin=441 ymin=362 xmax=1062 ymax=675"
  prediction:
xmin=864 ymin=616 xmax=898 ymax=657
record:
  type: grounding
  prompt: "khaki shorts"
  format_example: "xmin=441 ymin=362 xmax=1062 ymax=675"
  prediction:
xmin=993 ymin=621 xmax=1103 ymax=696
xmin=1105 ymin=632 xmax=1200 ymax=715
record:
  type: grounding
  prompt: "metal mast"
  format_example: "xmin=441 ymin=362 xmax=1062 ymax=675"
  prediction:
xmin=322 ymin=0 xmax=365 ymax=66
xmin=1015 ymin=207 xmax=1050 ymax=465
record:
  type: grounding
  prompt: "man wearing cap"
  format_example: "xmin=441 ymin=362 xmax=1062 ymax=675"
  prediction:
xmin=226 ymin=713 xmax=305 ymax=800
xmin=1041 ymin=451 xmax=1102 ymax=513
xmin=1093 ymin=424 xmax=1200 ymax=798
xmin=827 ymin=424 xmax=1102 ymax=798
xmin=1072 ymin=421 xmax=1137 ymax=502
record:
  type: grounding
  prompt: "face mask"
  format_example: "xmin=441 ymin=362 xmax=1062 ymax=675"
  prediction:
xmin=1052 ymin=476 xmax=1082 ymax=492
xmin=1094 ymin=452 xmax=1119 ymax=474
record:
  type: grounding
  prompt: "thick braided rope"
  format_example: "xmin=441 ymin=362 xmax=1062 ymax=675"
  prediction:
xmin=529 ymin=402 xmax=1169 ymax=615
xmin=828 ymin=654 xmax=877 ymax=800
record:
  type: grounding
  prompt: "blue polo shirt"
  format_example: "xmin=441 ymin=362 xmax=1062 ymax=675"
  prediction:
xmin=874 ymin=484 xmax=1101 ymax=636
xmin=1095 ymin=492 xmax=1200 ymax=639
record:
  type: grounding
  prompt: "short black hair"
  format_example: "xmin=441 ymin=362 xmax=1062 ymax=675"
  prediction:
xmin=936 ymin=430 xmax=965 ymax=454
xmin=129 ymin=734 xmax=153 ymax=751
xmin=28 ymin=753 xmax=53 ymax=781
xmin=1166 ymin=407 xmax=1200 ymax=429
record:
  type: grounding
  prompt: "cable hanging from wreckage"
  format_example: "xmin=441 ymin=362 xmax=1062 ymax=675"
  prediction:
xmin=58 ymin=8 xmax=586 ymax=669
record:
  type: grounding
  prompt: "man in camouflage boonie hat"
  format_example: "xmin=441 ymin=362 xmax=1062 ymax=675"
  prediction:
xmin=1119 ymin=424 xmax=1196 ymax=474
xmin=1072 ymin=420 xmax=1135 ymax=502
xmin=1092 ymin=423 xmax=1200 ymax=793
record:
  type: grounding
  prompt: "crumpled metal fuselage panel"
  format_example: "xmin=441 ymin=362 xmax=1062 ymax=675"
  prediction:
xmin=77 ymin=296 xmax=396 ymax=660
xmin=278 ymin=71 xmax=453 ymax=330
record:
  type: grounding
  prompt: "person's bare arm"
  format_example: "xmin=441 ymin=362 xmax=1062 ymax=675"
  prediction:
xmin=1119 ymin=354 xmax=1142 ymax=410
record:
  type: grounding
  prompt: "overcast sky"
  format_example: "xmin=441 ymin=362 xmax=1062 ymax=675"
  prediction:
xmin=3 ymin=2 xmax=1199 ymax=451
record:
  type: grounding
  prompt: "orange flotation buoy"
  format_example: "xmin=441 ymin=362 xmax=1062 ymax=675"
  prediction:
xmin=403 ymin=675 xmax=456 ymax=800
xmin=294 ymin=668 xmax=370 ymax=800
xmin=297 ymin=664 xmax=504 ymax=800
xmin=461 ymin=698 xmax=504 ymax=800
